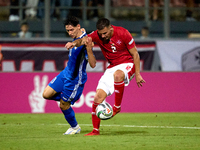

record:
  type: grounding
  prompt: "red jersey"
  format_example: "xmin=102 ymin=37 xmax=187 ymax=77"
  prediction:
xmin=88 ymin=25 xmax=135 ymax=68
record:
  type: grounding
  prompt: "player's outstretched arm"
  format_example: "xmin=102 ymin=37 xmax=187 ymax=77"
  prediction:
xmin=129 ymin=46 xmax=146 ymax=87
xmin=65 ymin=36 xmax=88 ymax=50
xmin=85 ymin=37 xmax=96 ymax=68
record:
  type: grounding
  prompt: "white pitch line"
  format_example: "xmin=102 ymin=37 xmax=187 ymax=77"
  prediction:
xmin=57 ymin=124 xmax=200 ymax=130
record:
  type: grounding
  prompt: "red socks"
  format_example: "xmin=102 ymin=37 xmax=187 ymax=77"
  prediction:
xmin=114 ymin=81 xmax=125 ymax=107
xmin=91 ymin=81 xmax=124 ymax=130
xmin=92 ymin=102 xmax=100 ymax=131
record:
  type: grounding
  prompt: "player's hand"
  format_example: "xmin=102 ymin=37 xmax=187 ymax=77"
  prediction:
xmin=135 ymin=73 xmax=145 ymax=88
xmin=65 ymin=42 xmax=75 ymax=50
xmin=85 ymin=37 xmax=94 ymax=47
xmin=81 ymin=28 xmax=86 ymax=33
xmin=28 ymin=75 xmax=48 ymax=113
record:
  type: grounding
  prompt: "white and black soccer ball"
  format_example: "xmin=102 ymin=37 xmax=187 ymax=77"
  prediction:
xmin=96 ymin=102 xmax=113 ymax=120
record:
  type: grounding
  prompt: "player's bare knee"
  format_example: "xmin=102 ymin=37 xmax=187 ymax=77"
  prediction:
xmin=42 ymin=90 xmax=49 ymax=99
xmin=94 ymin=94 xmax=101 ymax=103
xmin=94 ymin=89 xmax=107 ymax=103
xmin=60 ymin=100 xmax=70 ymax=110
xmin=60 ymin=104 xmax=70 ymax=110
xmin=114 ymin=70 xmax=124 ymax=82
xmin=43 ymin=86 xmax=57 ymax=100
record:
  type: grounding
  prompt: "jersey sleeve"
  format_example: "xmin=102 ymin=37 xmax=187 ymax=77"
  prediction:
xmin=123 ymin=29 xmax=136 ymax=50
xmin=88 ymin=31 xmax=98 ymax=43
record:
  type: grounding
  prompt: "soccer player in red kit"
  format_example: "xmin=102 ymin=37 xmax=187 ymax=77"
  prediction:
xmin=65 ymin=18 xmax=145 ymax=136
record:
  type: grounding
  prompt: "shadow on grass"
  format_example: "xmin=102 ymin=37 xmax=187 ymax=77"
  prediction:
xmin=104 ymin=130 xmax=148 ymax=136
xmin=81 ymin=130 xmax=148 ymax=136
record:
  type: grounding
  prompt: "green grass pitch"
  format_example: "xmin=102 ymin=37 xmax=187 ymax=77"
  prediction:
xmin=0 ymin=113 xmax=200 ymax=150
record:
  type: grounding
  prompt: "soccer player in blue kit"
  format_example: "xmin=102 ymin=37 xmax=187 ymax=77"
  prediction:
xmin=42 ymin=16 xmax=96 ymax=135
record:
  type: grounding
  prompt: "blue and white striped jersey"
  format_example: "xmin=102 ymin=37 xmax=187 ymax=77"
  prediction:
xmin=64 ymin=32 xmax=88 ymax=84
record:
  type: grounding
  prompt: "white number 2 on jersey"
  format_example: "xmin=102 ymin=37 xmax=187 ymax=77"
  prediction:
xmin=111 ymin=45 xmax=117 ymax=53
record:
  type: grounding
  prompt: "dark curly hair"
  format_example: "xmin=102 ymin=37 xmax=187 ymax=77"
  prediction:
xmin=64 ymin=16 xmax=79 ymax=27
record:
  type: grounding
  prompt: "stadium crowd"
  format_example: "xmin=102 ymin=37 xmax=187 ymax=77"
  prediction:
xmin=0 ymin=0 xmax=200 ymax=38
xmin=0 ymin=0 xmax=199 ymax=22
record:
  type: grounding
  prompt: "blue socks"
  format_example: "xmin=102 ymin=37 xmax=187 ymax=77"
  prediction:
xmin=53 ymin=93 xmax=78 ymax=128
xmin=62 ymin=107 xmax=78 ymax=128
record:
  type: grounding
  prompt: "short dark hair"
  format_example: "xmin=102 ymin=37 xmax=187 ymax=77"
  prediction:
xmin=96 ymin=18 xmax=110 ymax=30
xmin=64 ymin=16 xmax=79 ymax=27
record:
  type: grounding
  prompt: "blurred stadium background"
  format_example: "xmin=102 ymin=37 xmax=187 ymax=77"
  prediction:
xmin=0 ymin=0 xmax=200 ymax=38
xmin=0 ymin=0 xmax=200 ymax=114
xmin=0 ymin=2 xmax=200 ymax=149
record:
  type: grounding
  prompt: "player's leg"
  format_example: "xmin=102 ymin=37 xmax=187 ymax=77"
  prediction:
xmin=43 ymin=71 xmax=64 ymax=101
xmin=112 ymin=69 xmax=125 ymax=116
xmin=60 ymin=100 xmax=81 ymax=135
xmin=43 ymin=85 xmax=61 ymax=101
xmin=61 ymin=82 xmax=84 ymax=135
xmin=112 ymin=63 xmax=135 ymax=117
xmin=85 ymin=89 xmax=107 ymax=136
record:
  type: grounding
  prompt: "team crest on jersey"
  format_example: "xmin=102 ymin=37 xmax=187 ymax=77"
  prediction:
xmin=117 ymin=40 xmax=122 ymax=45
xmin=126 ymin=65 xmax=131 ymax=71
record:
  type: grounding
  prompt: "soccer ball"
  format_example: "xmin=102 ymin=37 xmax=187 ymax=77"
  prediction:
xmin=96 ymin=102 xmax=113 ymax=120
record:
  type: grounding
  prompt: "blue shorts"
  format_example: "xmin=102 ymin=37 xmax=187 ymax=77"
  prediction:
xmin=48 ymin=70 xmax=85 ymax=105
